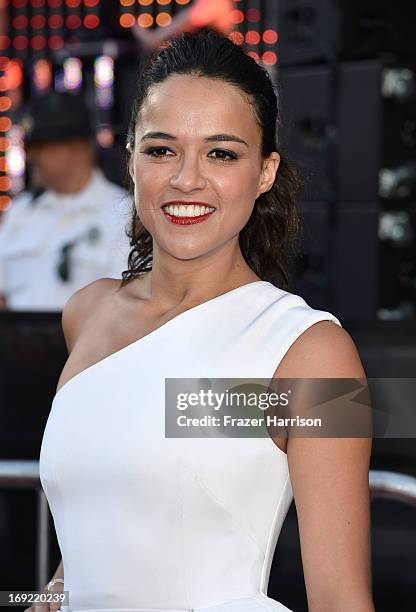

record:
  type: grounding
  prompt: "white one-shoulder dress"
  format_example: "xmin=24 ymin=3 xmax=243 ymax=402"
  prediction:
xmin=39 ymin=280 xmax=342 ymax=612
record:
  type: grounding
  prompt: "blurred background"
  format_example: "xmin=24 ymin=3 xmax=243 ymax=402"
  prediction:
xmin=0 ymin=1 xmax=415 ymax=611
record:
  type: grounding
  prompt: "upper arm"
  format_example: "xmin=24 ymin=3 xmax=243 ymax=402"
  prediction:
xmin=61 ymin=278 xmax=118 ymax=354
xmin=273 ymin=321 xmax=374 ymax=610
xmin=275 ymin=319 xmax=366 ymax=378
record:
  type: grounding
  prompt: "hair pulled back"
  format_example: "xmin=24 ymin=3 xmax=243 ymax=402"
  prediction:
xmin=122 ymin=27 xmax=302 ymax=290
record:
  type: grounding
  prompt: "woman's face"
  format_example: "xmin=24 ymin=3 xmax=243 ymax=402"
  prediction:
xmin=128 ymin=74 xmax=280 ymax=262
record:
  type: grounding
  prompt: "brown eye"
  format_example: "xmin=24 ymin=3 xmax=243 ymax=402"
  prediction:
xmin=143 ymin=146 xmax=173 ymax=157
xmin=209 ymin=149 xmax=238 ymax=161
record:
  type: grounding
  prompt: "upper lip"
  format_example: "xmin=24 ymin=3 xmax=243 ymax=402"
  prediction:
xmin=161 ymin=200 xmax=215 ymax=209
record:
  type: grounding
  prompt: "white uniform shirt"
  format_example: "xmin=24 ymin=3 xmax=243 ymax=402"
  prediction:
xmin=0 ymin=168 xmax=132 ymax=311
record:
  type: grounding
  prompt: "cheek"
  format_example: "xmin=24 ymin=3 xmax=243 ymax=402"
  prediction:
xmin=134 ymin=160 xmax=170 ymax=195
xmin=45 ymin=151 xmax=65 ymax=170
xmin=38 ymin=155 xmax=51 ymax=171
xmin=134 ymin=172 xmax=163 ymax=217
xmin=218 ymin=168 xmax=259 ymax=211
xmin=140 ymin=170 xmax=162 ymax=188
xmin=136 ymin=174 xmax=158 ymax=195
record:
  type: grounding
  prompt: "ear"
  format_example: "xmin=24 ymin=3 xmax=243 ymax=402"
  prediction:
xmin=256 ymin=151 xmax=280 ymax=198
xmin=127 ymin=142 xmax=135 ymax=184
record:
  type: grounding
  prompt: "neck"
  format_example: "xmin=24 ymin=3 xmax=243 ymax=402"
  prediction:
xmin=53 ymin=165 xmax=94 ymax=194
xmin=142 ymin=243 xmax=259 ymax=308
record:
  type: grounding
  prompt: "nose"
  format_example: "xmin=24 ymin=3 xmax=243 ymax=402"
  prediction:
xmin=169 ymin=153 xmax=206 ymax=192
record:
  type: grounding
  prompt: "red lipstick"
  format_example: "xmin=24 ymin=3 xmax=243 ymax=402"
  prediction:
xmin=161 ymin=201 xmax=216 ymax=225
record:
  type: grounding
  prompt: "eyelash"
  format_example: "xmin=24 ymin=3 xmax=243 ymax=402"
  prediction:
xmin=142 ymin=146 xmax=238 ymax=162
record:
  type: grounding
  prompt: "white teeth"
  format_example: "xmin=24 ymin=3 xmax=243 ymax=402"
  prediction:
xmin=163 ymin=204 xmax=215 ymax=217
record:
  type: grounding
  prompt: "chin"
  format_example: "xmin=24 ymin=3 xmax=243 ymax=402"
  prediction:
xmin=162 ymin=242 xmax=213 ymax=261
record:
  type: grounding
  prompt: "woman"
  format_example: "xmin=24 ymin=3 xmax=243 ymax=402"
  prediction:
xmin=34 ymin=29 xmax=375 ymax=612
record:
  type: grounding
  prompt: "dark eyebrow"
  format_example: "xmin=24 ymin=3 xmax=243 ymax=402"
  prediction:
xmin=140 ymin=131 xmax=248 ymax=147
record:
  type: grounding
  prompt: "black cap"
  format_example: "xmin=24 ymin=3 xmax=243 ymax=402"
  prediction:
xmin=21 ymin=91 xmax=93 ymax=146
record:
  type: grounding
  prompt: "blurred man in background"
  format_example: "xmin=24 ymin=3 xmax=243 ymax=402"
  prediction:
xmin=0 ymin=91 xmax=131 ymax=311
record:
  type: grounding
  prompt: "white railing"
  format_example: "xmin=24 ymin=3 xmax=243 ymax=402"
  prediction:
xmin=369 ymin=469 xmax=416 ymax=507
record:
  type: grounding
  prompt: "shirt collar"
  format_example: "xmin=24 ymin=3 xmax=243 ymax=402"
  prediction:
xmin=40 ymin=168 xmax=105 ymax=210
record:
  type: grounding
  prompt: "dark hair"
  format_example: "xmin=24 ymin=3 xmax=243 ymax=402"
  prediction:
xmin=121 ymin=27 xmax=302 ymax=290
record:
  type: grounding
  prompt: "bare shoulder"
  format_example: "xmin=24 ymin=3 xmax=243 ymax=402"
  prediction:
xmin=269 ymin=319 xmax=367 ymax=454
xmin=61 ymin=278 xmax=121 ymax=353
xmin=274 ymin=319 xmax=366 ymax=379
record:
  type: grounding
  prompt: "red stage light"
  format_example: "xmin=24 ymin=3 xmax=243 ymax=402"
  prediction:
xmin=0 ymin=175 xmax=12 ymax=189
xmin=0 ymin=196 xmax=12 ymax=211
xmin=84 ymin=14 xmax=100 ymax=29
xmin=246 ymin=8 xmax=261 ymax=23
xmin=0 ymin=117 xmax=11 ymax=131
xmin=31 ymin=35 xmax=46 ymax=50
xmin=263 ymin=30 xmax=278 ymax=45
xmin=31 ymin=15 xmax=47 ymax=29
xmin=228 ymin=30 xmax=243 ymax=45
xmin=137 ymin=13 xmax=153 ymax=28
xmin=13 ymin=36 xmax=28 ymax=50
xmin=262 ymin=51 xmax=277 ymax=65
xmin=48 ymin=35 xmax=63 ymax=49
xmin=12 ymin=15 xmax=28 ymax=29
xmin=48 ymin=14 xmax=64 ymax=29
xmin=245 ymin=30 xmax=260 ymax=46
xmin=156 ymin=12 xmax=172 ymax=27
xmin=230 ymin=9 xmax=244 ymax=25
xmin=66 ymin=15 xmax=81 ymax=29
xmin=0 ymin=97 xmax=11 ymax=111
xmin=119 ymin=13 xmax=135 ymax=28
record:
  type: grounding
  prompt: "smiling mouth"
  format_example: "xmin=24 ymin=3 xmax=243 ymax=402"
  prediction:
xmin=161 ymin=203 xmax=216 ymax=217
xmin=161 ymin=203 xmax=216 ymax=225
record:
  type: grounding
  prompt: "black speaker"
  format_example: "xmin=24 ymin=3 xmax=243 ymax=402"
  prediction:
xmin=289 ymin=201 xmax=332 ymax=311
xmin=378 ymin=206 xmax=416 ymax=320
xmin=278 ymin=65 xmax=335 ymax=203
xmin=332 ymin=203 xmax=379 ymax=323
xmin=277 ymin=0 xmax=339 ymax=67
xmin=277 ymin=0 xmax=416 ymax=67
xmin=279 ymin=60 xmax=416 ymax=204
